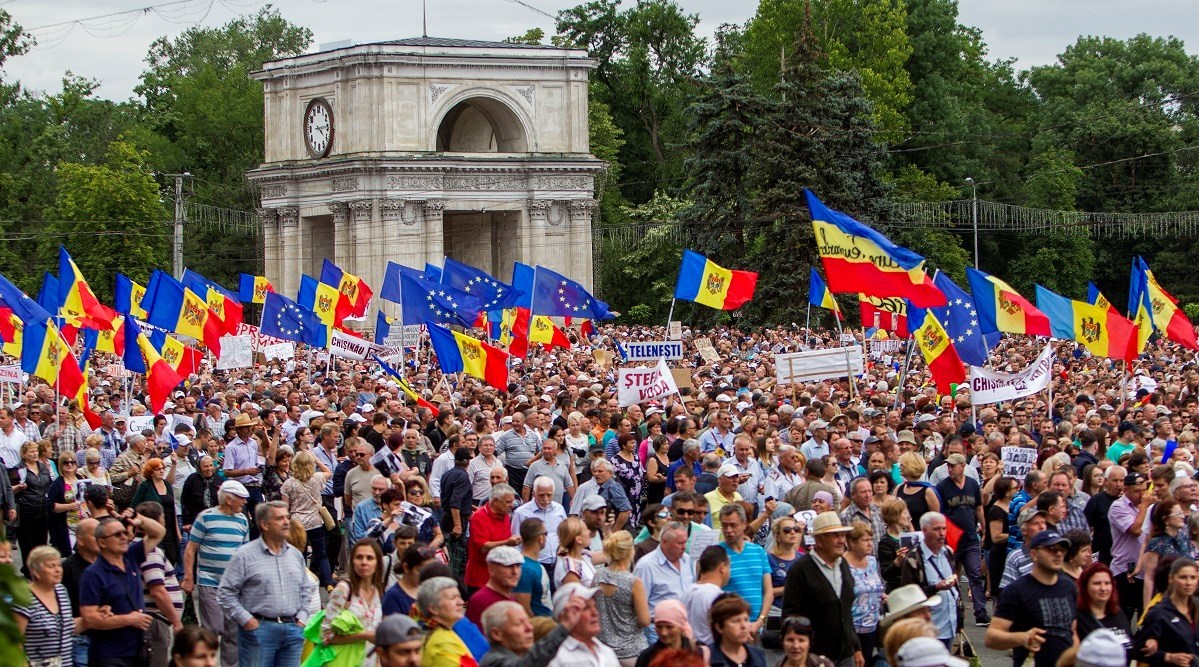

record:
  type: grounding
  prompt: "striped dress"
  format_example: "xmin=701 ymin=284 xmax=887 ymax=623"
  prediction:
xmin=188 ymin=507 xmax=250 ymax=587
xmin=13 ymin=584 xmax=73 ymax=666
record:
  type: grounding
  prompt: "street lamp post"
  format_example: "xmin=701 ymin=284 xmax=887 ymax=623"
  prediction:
xmin=965 ymin=177 xmax=978 ymax=268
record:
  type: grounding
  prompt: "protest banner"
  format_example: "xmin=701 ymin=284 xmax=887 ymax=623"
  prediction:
xmin=329 ymin=328 xmax=371 ymax=361
xmin=215 ymin=335 xmax=254 ymax=370
xmin=262 ymin=342 xmax=295 ymax=361
xmin=617 ymin=359 xmax=679 ymax=407
xmin=671 ymin=368 xmax=693 ymax=388
xmin=968 ymin=343 xmax=1052 ymax=405
xmin=0 ymin=365 xmax=20 ymax=384
xmin=236 ymin=323 xmax=288 ymax=351
xmin=125 ymin=415 xmax=154 ymax=437
xmin=1001 ymin=446 xmax=1037 ymax=482
xmin=384 ymin=324 xmax=423 ymax=349
xmin=775 ymin=346 xmax=864 ymax=385
xmin=694 ymin=337 xmax=721 ymax=364
xmin=668 ymin=321 xmax=682 ymax=340
xmin=622 ymin=340 xmax=684 ymax=362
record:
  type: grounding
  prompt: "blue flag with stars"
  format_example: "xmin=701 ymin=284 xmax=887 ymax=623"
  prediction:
xmin=441 ymin=257 xmax=521 ymax=311
xmin=379 ymin=262 xmax=426 ymax=305
xmin=529 ymin=265 xmax=614 ymax=320
xmin=929 ymin=272 xmax=998 ymax=367
xmin=398 ymin=272 xmax=483 ymax=328
xmin=260 ymin=291 xmax=328 ymax=347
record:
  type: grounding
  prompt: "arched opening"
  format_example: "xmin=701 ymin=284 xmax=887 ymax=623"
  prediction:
xmin=436 ymin=96 xmax=529 ymax=153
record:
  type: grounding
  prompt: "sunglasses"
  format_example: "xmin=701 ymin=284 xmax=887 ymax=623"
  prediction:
xmin=780 ymin=526 xmax=801 ymax=534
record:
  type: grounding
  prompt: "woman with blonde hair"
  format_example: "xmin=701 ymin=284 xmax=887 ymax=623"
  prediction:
xmin=881 ymin=617 xmax=937 ymax=667
xmin=131 ymin=457 xmax=181 ymax=565
xmin=281 ymin=449 xmax=335 ymax=588
xmin=553 ymin=516 xmax=595 ymax=587
xmin=845 ymin=521 xmax=884 ymax=663
xmin=12 ymin=440 xmax=52 ymax=575
xmin=47 ymin=451 xmax=84 ymax=555
xmin=79 ymin=444 xmax=110 ymax=485
xmin=595 ymin=531 xmax=650 ymax=666
xmin=894 ymin=451 xmax=939 ymax=525
xmin=14 ymin=545 xmax=74 ymax=667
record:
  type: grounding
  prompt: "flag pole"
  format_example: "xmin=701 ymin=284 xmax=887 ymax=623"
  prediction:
xmin=665 ymin=298 xmax=677 ymax=330
xmin=805 ymin=303 xmax=811 ymax=336
xmin=833 ymin=309 xmax=855 ymax=401
xmin=895 ymin=338 xmax=916 ymax=410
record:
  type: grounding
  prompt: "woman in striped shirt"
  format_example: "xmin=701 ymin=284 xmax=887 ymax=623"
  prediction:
xmin=14 ymin=545 xmax=75 ymax=666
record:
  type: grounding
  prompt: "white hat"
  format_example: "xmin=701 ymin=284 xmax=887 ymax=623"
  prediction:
xmin=348 ymin=413 xmax=366 ymax=423
xmin=645 ymin=407 xmax=663 ymax=417
xmin=715 ymin=394 xmax=733 ymax=403
xmin=895 ymin=637 xmax=968 ymax=667
xmin=1076 ymin=629 xmax=1131 ymax=667
xmin=735 ymin=401 xmax=750 ymax=412
xmin=219 ymin=480 xmax=250 ymax=498
xmin=880 ymin=584 xmax=943 ymax=626
xmin=163 ymin=401 xmax=175 ymax=411
xmin=580 ymin=496 xmax=607 ymax=511
xmin=810 ymin=419 xmax=828 ymax=430
xmin=809 ymin=511 xmax=852 ymax=535
xmin=501 ymin=415 xmax=513 ymax=424
xmin=717 ymin=464 xmax=741 ymax=478
xmin=552 ymin=582 xmax=598 ymax=619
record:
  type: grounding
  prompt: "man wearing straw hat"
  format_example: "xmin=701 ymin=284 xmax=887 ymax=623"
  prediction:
xmin=782 ymin=511 xmax=863 ymax=667
xmin=221 ymin=413 xmax=264 ymax=533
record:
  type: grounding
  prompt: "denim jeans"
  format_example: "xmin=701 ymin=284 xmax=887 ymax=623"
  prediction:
xmin=238 ymin=619 xmax=304 ymax=667
xmin=72 ymin=633 xmax=90 ymax=667
xmin=957 ymin=540 xmax=989 ymax=619
xmin=306 ymin=525 xmax=334 ymax=587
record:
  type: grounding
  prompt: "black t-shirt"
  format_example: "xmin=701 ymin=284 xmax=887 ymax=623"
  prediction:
xmin=993 ymin=573 xmax=1078 ymax=667
xmin=1084 ymin=491 xmax=1118 ymax=563
xmin=1075 ymin=609 xmax=1132 ymax=646
xmin=937 ymin=476 xmax=982 ymax=544
xmin=985 ymin=504 xmax=1009 ymax=551
xmin=60 ymin=552 xmax=95 ymax=617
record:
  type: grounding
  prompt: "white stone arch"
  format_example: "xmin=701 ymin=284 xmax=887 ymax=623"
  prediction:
xmin=430 ymin=88 xmax=537 ymax=153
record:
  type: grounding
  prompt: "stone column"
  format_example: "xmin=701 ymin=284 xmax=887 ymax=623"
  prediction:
xmin=568 ymin=200 xmax=596 ymax=292
xmin=349 ymin=199 xmax=374 ymax=292
xmin=276 ymin=206 xmax=300 ymax=297
xmin=257 ymin=208 xmax=280 ymax=289
xmin=329 ymin=202 xmax=351 ymax=276
xmin=526 ymin=199 xmax=551 ymax=268
xmin=423 ymin=201 xmax=445 ymax=266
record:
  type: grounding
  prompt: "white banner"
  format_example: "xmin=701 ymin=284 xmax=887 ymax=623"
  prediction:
xmin=0 ymin=365 xmax=20 ymax=384
xmin=262 ymin=342 xmax=295 ymax=361
xmin=967 ymin=344 xmax=1053 ymax=405
xmin=215 ymin=335 xmax=254 ymax=370
xmin=617 ymin=358 xmax=680 ymax=407
xmin=775 ymin=346 xmax=865 ymax=384
xmin=329 ymin=328 xmax=372 ymax=360
xmin=236 ymin=323 xmax=288 ymax=352
xmin=622 ymin=341 xmax=684 ymax=362
xmin=125 ymin=415 xmax=154 ymax=437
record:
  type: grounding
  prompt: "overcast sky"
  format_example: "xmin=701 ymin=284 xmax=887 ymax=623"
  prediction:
xmin=5 ymin=0 xmax=1199 ymax=101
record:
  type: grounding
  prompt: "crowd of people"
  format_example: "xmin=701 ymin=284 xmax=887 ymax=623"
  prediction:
xmin=1 ymin=321 xmax=1198 ymax=667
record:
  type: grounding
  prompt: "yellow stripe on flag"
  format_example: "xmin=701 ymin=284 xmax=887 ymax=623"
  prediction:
xmin=692 ymin=259 xmax=733 ymax=310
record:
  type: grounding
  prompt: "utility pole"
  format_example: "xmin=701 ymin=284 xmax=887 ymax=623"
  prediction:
xmin=169 ymin=173 xmax=191 ymax=280
xmin=966 ymin=177 xmax=978 ymax=268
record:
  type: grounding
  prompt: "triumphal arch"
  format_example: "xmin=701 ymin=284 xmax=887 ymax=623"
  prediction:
xmin=247 ymin=37 xmax=602 ymax=310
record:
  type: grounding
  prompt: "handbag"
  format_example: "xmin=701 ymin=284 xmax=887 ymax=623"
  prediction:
xmin=297 ymin=478 xmax=336 ymax=530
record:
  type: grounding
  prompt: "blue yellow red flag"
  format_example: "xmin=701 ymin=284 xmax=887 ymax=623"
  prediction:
xmin=1036 ymin=285 xmax=1138 ymax=363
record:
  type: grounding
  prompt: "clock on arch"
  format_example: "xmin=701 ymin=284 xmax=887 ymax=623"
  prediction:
xmin=303 ymin=97 xmax=334 ymax=159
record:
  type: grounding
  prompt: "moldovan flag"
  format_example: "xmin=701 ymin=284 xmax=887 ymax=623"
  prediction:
xmin=427 ymin=322 xmax=509 ymax=391
xmin=141 ymin=270 xmax=222 ymax=356
xmin=83 ymin=314 xmax=126 ymax=356
xmin=966 ymin=267 xmax=1050 ymax=336
xmin=373 ymin=355 xmax=439 ymax=418
xmin=374 ymin=312 xmax=395 ymax=345
xmin=674 ymin=249 xmax=757 ymax=310
xmin=806 ymin=189 xmax=945 ymax=308
xmin=238 ymin=274 xmax=273 ymax=304
xmin=150 ymin=330 xmax=204 ymax=378
xmin=135 ymin=327 xmax=185 ymax=414
xmin=183 ymin=270 xmax=243 ymax=337
xmin=908 ymin=306 xmax=965 ymax=395
xmin=57 ymin=247 xmax=118 ymax=330
xmin=808 ymin=268 xmax=841 ymax=319
xmin=21 ymin=318 xmax=85 ymax=398
xmin=0 ymin=307 xmax=19 ymax=357
xmin=1036 ymin=286 xmax=1138 ymax=363
xmin=859 ymin=295 xmax=908 ymax=337
xmin=1087 ymin=282 xmax=1118 ymax=315
xmin=298 ymin=275 xmax=341 ymax=328
xmin=114 ymin=274 xmax=148 ymax=319
xmin=1133 ymin=257 xmax=1198 ymax=350
xmin=320 ymin=259 xmax=373 ymax=322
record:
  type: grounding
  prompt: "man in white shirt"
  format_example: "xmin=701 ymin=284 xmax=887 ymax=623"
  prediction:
xmin=681 ymin=544 xmax=730 ymax=646
xmin=0 ymin=407 xmax=28 ymax=468
xmin=511 ymin=476 xmax=567 ymax=566
xmin=280 ymin=405 xmax=304 ymax=446
xmin=547 ymin=583 xmax=620 ymax=667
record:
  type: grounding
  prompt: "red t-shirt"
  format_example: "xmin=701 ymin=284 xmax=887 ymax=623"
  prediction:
xmin=466 ymin=504 xmax=512 ymax=588
xmin=465 ymin=585 xmax=515 ymax=626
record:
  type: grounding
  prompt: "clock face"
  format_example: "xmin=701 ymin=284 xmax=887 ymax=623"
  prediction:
xmin=303 ymin=98 xmax=333 ymax=159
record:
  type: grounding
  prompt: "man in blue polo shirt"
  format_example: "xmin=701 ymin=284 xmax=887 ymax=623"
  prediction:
xmin=717 ymin=503 xmax=772 ymax=634
xmin=79 ymin=512 xmax=166 ymax=666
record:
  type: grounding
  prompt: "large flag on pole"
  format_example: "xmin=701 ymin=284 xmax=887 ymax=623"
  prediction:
xmin=530 ymin=266 xmax=614 ymax=320
xmin=1036 ymin=285 xmax=1139 ymax=363
xmin=320 ymin=259 xmax=373 ymax=322
xmin=127 ymin=317 xmax=185 ymax=414
xmin=966 ymin=267 xmax=1050 ymax=336
xmin=396 ymin=272 xmax=483 ymax=328
xmin=260 ymin=291 xmax=328 ymax=348
xmin=237 ymin=274 xmax=273 ymax=304
xmin=929 ymin=272 xmax=998 ymax=367
xmin=440 ymin=257 xmax=521 ymax=311
xmin=426 ymin=322 xmax=509 ymax=390
xmin=674 ymin=249 xmax=757 ymax=310
xmin=114 ymin=274 xmax=149 ymax=319
xmin=908 ymin=305 xmax=966 ymax=395
xmin=1087 ymin=282 xmax=1117 ymax=315
xmin=57 ymin=247 xmax=118 ymax=330
xmin=140 ymin=270 xmax=223 ymax=356
xmin=1132 ymin=257 xmax=1198 ymax=350
xmin=806 ymin=189 xmax=945 ymax=307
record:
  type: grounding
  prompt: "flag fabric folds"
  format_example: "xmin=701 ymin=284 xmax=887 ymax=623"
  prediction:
xmin=379 ymin=262 xmax=429 ymax=305
xmin=373 ymin=355 xmax=439 ymax=417
xmin=57 ymin=247 xmax=118 ymax=330
xmin=441 ymin=257 xmax=521 ymax=311
xmin=134 ymin=325 xmax=185 ymax=414
xmin=149 ymin=330 xmax=204 ymax=378
xmin=38 ymin=273 xmax=61 ymax=315
xmin=320 ymin=259 xmax=373 ymax=322
xmin=427 ymin=323 xmax=509 ymax=390
xmin=511 ymin=262 xmax=535 ymax=309
xmin=424 ymin=263 xmax=443 ymax=283
xmin=528 ymin=314 xmax=570 ymax=349
xmin=374 ymin=312 xmax=395 ymax=345
xmin=1035 ymin=286 xmax=1139 ymax=363
xmin=82 ymin=315 xmax=126 ymax=356
xmin=0 ymin=273 xmax=53 ymax=325
xmin=260 ymin=291 xmax=328 ymax=347
xmin=183 ymin=269 xmax=243 ymax=336
xmin=966 ymin=267 xmax=1050 ymax=336
xmin=122 ymin=317 xmax=147 ymax=374
xmin=141 ymin=270 xmax=222 ymax=356
xmin=1129 ymin=258 xmax=1154 ymax=353
xmin=929 ymin=272 xmax=998 ymax=368
xmin=807 ymin=268 xmax=841 ymax=319
xmin=1087 ymin=282 xmax=1117 ymax=314
xmin=114 ymin=274 xmax=148 ymax=319
xmin=859 ymin=295 xmax=908 ymax=337
xmin=674 ymin=249 xmax=757 ymax=310
xmin=806 ymin=190 xmax=946 ymax=307
xmin=21 ymin=318 xmax=86 ymax=399
xmin=908 ymin=305 xmax=966 ymax=395
xmin=396 ymin=272 xmax=483 ymax=329
xmin=298 ymin=274 xmax=342 ymax=328
xmin=1132 ymin=257 xmax=1198 ymax=350
xmin=530 ymin=266 xmax=614 ymax=320
xmin=238 ymin=274 xmax=273 ymax=304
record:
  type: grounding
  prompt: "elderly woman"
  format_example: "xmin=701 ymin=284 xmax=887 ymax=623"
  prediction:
xmin=844 ymin=521 xmax=884 ymax=663
xmin=14 ymin=545 xmax=75 ymax=667
xmin=47 ymin=451 xmax=84 ymax=555
xmin=708 ymin=593 xmax=767 ymax=667
xmin=418 ymin=576 xmax=474 ymax=667
xmin=594 ymin=531 xmax=650 ymax=666
xmin=132 ymin=457 xmax=181 ymax=565
xmin=281 ymin=450 xmax=335 ymax=588
xmin=79 ymin=446 xmax=110 ymax=486
xmin=775 ymin=616 xmax=835 ymax=667
xmin=634 ymin=599 xmax=708 ymax=667
xmin=12 ymin=440 xmax=52 ymax=576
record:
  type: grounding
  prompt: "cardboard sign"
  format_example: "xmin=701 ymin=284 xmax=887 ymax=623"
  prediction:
xmin=671 ymin=368 xmax=693 ymax=388
xmin=592 ymin=349 xmax=612 ymax=369
xmin=774 ymin=346 xmax=865 ymax=384
xmin=125 ymin=415 xmax=154 ymax=436
xmin=236 ymin=323 xmax=288 ymax=351
xmin=618 ymin=359 xmax=680 ymax=407
xmin=694 ymin=337 xmax=721 ymax=364
xmin=216 ymin=335 xmax=254 ymax=370
xmin=384 ymin=324 xmax=424 ymax=349
xmin=0 ymin=365 xmax=20 ymax=384
xmin=668 ymin=321 xmax=682 ymax=340
xmin=622 ymin=340 xmax=684 ymax=362
xmin=1002 ymin=446 xmax=1037 ymax=482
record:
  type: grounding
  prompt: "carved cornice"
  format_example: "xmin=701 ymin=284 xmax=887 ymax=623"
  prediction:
xmin=276 ymin=207 xmax=300 ymax=226
xmin=331 ymin=176 xmax=360 ymax=192
xmin=328 ymin=201 xmax=350 ymax=222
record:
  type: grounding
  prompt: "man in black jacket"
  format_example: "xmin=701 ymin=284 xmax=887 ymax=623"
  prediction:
xmin=782 ymin=511 xmax=863 ymax=667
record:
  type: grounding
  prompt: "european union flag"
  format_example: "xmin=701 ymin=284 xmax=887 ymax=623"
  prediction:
xmin=260 ymin=291 xmax=327 ymax=347
xmin=398 ymin=272 xmax=483 ymax=328
xmin=0 ymin=272 xmax=52 ymax=324
xmin=930 ymin=272 xmax=998 ymax=367
xmin=424 ymin=263 xmax=443 ymax=283
xmin=512 ymin=262 xmax=535 ymax=309
xmin=379 ymin=262 xmax=427 ymax=304
xmin=441 ymin=257 xmax=521 ymax=311
xmin=529 ymin=266 xmax=613 ymax=320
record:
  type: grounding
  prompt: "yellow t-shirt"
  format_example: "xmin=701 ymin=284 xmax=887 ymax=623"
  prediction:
xmin=421 ymin=627 xmax=478 ymax=667
xmin=705 ymin=489 xmax=743 ymax=531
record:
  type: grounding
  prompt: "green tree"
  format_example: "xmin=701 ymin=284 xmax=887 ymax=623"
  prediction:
xmin=594 ymin=191 xmax=686 ymax=321
xmin=505 ymin=28 xmax=545 ymax=45
xmin=589 ymin=96 xmax=627 ymax=226
xmin=742 ymin=0 xmax=913 ymax=143
xmin=44 ymin=139 xmax=169 ymax=301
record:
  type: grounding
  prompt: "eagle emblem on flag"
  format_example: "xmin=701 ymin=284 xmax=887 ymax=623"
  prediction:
xmin=318 ymin=294 xmax=334 ymax=313
xmin=462 ymin=342 xmax=482 ymax=360
xmin=163 ymin=347 xmax=179 ymax=366
xmin=47 ymin=338 xmax=61 ymax=367
xmin=182 ymin=300 xmax=205 ymax=327
xmin=997 ymin=292 xmax=1020 ymax=316
xmin=705 ymin=272 xmax=725 ymax=295
xmin=921 ymin=325 xmax=944 ymax=350
xmin=1080 ymin=316 xmax=1102 ymax=343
